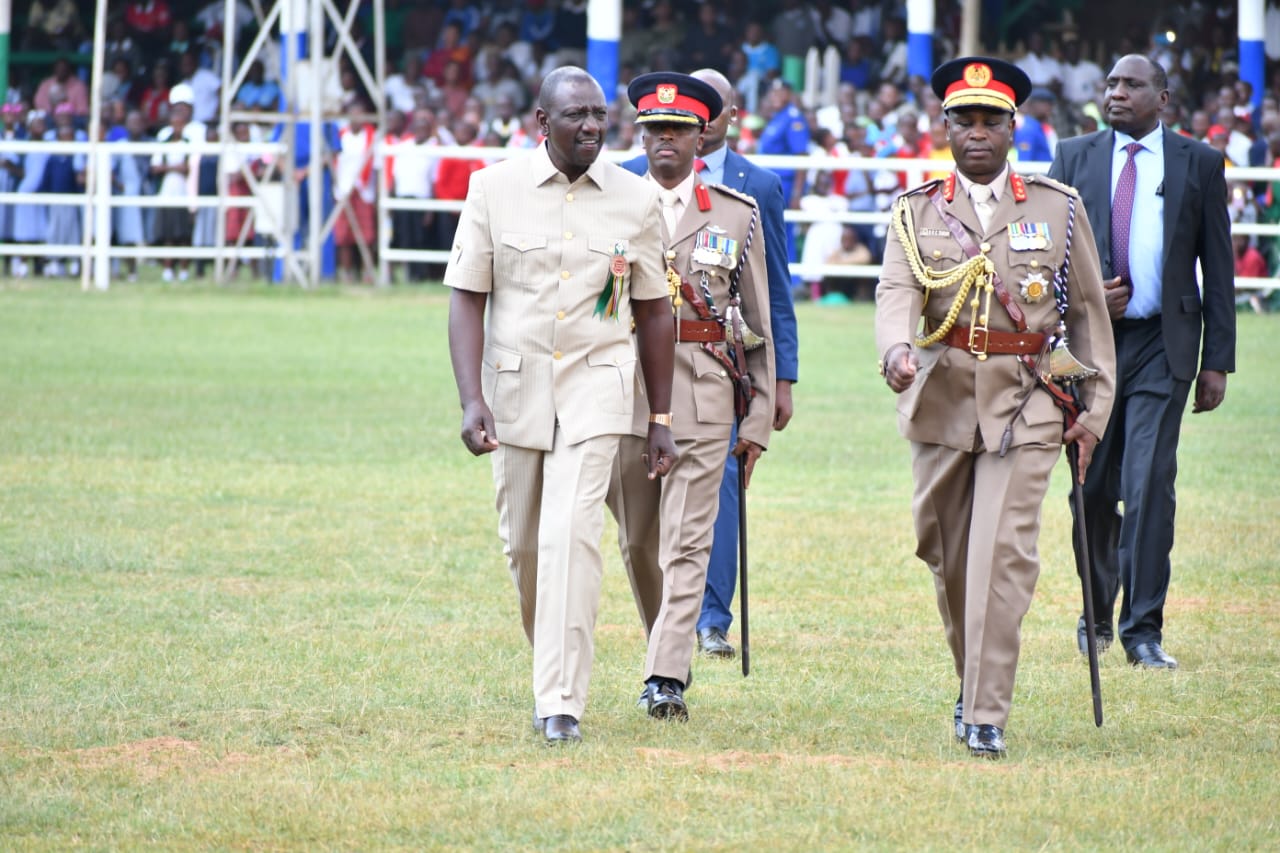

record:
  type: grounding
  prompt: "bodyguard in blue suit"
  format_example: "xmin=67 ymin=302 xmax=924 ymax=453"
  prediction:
xmin=621 ymin=68 xmax=800 ymax=658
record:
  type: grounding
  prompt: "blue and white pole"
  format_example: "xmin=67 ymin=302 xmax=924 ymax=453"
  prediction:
xmin=1239 ymin=0 xmax=1265 ymax=112
xmin=907 ymin=0 xmax=935 ymax=82
xmin=586 ymin=0 xmax=621 ymax=103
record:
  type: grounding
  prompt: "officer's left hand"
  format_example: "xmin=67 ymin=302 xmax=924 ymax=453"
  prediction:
xmin=1062 ymin=422 xmax=1100 ymax=485
xmin=1192 ymin=369 xmax=1228 ymax=413
xmin=732 ymin=438 xmax=765 ymax=488
xmin=773 ymin=380 xmax=794 ymax=431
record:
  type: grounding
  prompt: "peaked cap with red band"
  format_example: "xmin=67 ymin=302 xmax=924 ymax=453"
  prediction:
xmin=628 ymin=71 xmax=723 ymax=126
xmin=931 ymin=56 xmax=1032 ymax=114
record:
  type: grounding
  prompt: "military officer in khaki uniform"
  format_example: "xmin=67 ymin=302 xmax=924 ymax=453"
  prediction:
xmin=607 ymin=72 xmax=775 ymax=722
xmin=876 ymin=57 xmax=1116 ymax=757
xmin=446 ymin=67 xmax=678 ymax=745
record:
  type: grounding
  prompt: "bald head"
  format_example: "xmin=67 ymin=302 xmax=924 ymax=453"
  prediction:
xmin=692 ymin=68 xmax=736 ymax=155
xmin=538 ymin=66 xmax=603 ymax=113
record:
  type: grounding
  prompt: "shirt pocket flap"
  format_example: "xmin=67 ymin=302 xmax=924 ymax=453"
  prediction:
xmin=499 ymin=232 xmax=547 ymax=253
xmin=483 ymin=345 xmax=522 ymax=372
xmin=589 ymin=237 xmax=630 ymax=258
xmin=586 ymin=345 xmax=636 ymax=368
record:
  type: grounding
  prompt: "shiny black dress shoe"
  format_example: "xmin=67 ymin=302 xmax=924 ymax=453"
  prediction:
xmin=1126 ymin=641 xmax=1178 ymax=669
xmin=967 ymin=724 xmax=1006 ymax=758
xmin=697 ymin=627 xmax=736 ymax=659
xmin=641 ymin=679 xmax=688 ymax=721
xmin=953 ymin=694 xmax=968 ymax=742
xmin=542 ymin=714 xmax=582 ymax=744
xmin=1076 ymin=618 xmax=1114 ymax=656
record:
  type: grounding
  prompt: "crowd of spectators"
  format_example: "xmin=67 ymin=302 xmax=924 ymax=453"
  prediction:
xmin=0 ymin=1 xmax=1277 ymax=305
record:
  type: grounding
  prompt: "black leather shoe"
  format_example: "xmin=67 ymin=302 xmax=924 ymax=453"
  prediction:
xmin=1076 ymin=618 xmax=1114 ymax=656
xmin=543 ymin=714 xmax=581 ymax=744
xmin=641 ymin=679 xmax=688 ymax=721
xmin=697 ymin=627 xmax=736 ymax=659
xmin=953 ymin=694 xmax=968 ymax=742
xmin=967 ymin=724 xmax=1006 ymax=758
xmin=1126 ymin=641 xmax=1178 ymax=669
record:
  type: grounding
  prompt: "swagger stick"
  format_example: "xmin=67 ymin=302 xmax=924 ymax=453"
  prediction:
xmin=1066 ymin=440 xmax=1104 ymax=727
xmin=738 ymin=456 xmax=750 ymax=677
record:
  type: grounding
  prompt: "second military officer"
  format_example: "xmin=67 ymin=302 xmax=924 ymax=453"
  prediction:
xmin=607 ymin=72 xmax=776 ymax=721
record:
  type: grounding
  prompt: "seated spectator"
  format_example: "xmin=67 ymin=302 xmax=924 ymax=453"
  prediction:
xmin=236 ymin=61 xmax=281 ymax=111
xmin=824 ymin=225 xmax=875 ymax=301
xmin=385 ymin=52 xmax=431 ymax=114
xmin=472 ymin=58 xmax=526 ymax=122
xmin=739 ymin=21 xmax=779 ymax=114
xmin=423 ymin=23 xmax=472 ymax=89
xmin=102 ymin=58 xmax=138 ymax=106
xmin=125 ymin=0 xmax=173 ymax=52
xmin=23 ymin=0 xmax=85 ymax=51
xmin=105 ymin=18 xmax=145 ymax=76
xmin=840 ymin=36 xmax=874 ymax=90
xmin=34 ymin=58 xmax=90 ymax=118
xmin=437 ymin=60 xmax=472 ymax=118
xmin=139 ymin=61 xmax=174 ymax=132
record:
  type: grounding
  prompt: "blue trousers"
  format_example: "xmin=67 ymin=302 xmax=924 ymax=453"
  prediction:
xmin=698 ymin=421 xmax=740 ymax=633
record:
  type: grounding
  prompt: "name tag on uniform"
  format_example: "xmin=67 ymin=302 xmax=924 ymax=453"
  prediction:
xmin=692 ymin=226 xmax=739 ymax=269
xmin=1008 ymin=221 xmax=1052 ymax=251
xmin=919 ymin=228 xmax=950 ymax=237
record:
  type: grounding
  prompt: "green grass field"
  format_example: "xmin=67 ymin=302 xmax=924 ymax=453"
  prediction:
xmin=1 ymin=280 xmax=1277 ymax=850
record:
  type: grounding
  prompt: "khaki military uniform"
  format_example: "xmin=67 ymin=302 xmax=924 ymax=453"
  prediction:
xmin=445 ymin=142 xmax=668 ymax=721
xmin=608 ymin=179 xmax=775 ymax=684
xmin=875 ymin=170 xmax=1116 ymax=729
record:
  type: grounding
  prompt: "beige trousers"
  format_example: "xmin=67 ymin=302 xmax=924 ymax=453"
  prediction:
xmin=492 ymin=428 xmax=620 ymax=720
xmin=911 ymin=439 xmax=1060 ymax=729
xmin=608 ymin=433 xmax=728 ymax=683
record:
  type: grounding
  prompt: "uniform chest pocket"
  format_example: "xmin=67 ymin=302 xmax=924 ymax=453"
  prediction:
xmin=497 ymin=232 xmax=547 ymax=286
xmin=918 ymin=237 xmax=965 ymax=273
xmin=1005 ymin=245 xmax=1059 ymax=309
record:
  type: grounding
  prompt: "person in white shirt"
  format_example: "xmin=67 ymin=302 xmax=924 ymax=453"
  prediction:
xmin=1060 ymin=37 xmax=1104 ymax=106
xmin=178 ymin=51 xmax=221 ymax=125
xmin=388 ymin=108 xmax=442 ymax=282
xmin=1016 ymin=32 xmax=1062 ymax=88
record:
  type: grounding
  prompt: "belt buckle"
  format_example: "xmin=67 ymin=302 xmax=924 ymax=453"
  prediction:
xmin=968 ymin=326 xmax=990 ymax=360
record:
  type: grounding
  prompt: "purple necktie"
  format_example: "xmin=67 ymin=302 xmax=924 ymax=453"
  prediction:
xmin=1110 ymin=142 xmax=1144 ymax=283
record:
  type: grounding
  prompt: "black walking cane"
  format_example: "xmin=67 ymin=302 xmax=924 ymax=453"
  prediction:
xmin=738 ymin=456 xmax=750 ymax=677
xmin=1066 ymin=439 xmax=1104 ymax=727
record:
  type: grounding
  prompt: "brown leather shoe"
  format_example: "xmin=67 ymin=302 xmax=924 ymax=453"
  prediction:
xmin=543 ymin=714 xmax=581 ymax=744
xmin=697 ymin=627 xmax=736 ymax=659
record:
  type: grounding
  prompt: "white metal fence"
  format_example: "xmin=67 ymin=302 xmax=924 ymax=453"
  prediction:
xmin=2 ymin=138 xmax=1277 ymax=294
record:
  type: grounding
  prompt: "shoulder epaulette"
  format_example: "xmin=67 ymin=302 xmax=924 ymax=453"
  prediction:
xmin=1023 ymin=172 xmax=1079 ymax=198
xmin=705 ymin=182 xmax=758 ymax=207
xmin=902 ymin=178 xmax=944 ymax=197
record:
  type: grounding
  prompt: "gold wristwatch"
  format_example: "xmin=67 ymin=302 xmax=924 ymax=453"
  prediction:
xmin=648 ymin=412 xmax=674 ymax=427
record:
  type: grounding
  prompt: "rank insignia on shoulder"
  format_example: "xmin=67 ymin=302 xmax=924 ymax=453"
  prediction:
xmin=692 ymin=227 xmax=739 ymax=269
xmin=1020 ymin=270 xmax=1049 ymax=303
xmin=1008 ymin=221 xmax=1052 ymax=251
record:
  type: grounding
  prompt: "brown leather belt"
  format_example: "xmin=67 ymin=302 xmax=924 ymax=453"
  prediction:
xmin=677 ymin=319 xmax=726 ymax=342
xmin=942 ymin=325 xmax=1046 ymax=356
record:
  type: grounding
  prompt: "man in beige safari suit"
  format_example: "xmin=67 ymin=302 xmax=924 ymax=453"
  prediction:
xmin=446 ymin=67 xmax=677 ymax=745
xmin=876 ymin=57 xmax=1115 ymax=758
xmin=607 ymin=72 xmax=774 ymax=722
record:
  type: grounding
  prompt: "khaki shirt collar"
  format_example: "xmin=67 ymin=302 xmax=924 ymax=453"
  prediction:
xmin=531 ymin=140 xmax=610 ymax=190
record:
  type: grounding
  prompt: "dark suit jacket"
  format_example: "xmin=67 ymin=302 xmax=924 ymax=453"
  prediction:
xmin=1048 ymin=126 xmax=1235 ymax=382
xmin=621 ymin=151 xmax=800 ymax=383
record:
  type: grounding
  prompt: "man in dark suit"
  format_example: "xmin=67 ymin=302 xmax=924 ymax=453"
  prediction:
xmin=1048 ymin=55 xmax=1236 ymax=670
xmin=617 ymin=68 xmax=799 ymax=660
